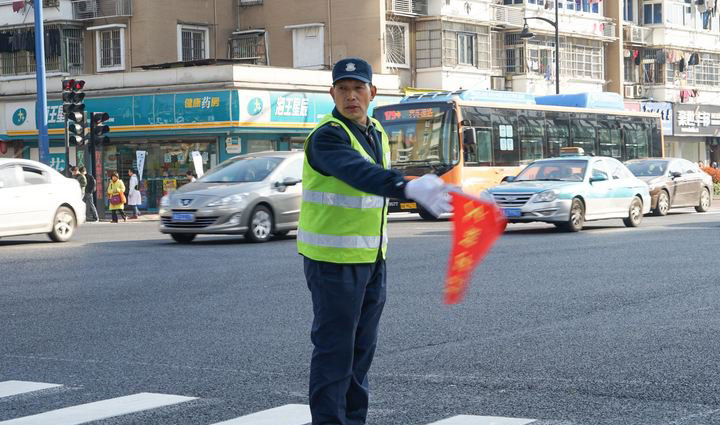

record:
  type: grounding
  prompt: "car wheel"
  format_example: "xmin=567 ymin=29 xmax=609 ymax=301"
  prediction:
xmin=246 ymin=205 xmax=273 ymax=243
xmin=557 ymin=198 xmax=584 ymax=232
xmin=623 ymin=196 xmax=643 ymax=227
xmin=171 ymin=233 xmax=196 ymax=243
xmin=48 ymin=206 xmax=76 ymax=242
xmin=695 ymin=188 xmax=711 ymax=212
xmin=653 ymin=190 xmax=670 ymax=216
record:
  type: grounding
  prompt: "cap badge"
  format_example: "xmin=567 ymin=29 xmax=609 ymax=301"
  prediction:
xmin=345 ymin=62 xmax=356 ymax=72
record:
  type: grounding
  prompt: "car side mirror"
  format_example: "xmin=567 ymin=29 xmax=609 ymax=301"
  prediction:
xmin=590 ymin=174 xmax=608 ymax=183
xmin=501 ymin=176 xmax=515 ymax=183
xmin=671 ymin=171 xmax=682 ymax=178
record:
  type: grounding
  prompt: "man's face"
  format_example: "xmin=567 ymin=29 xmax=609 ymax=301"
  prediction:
xmin=330 ymin=79 xmax=377 ymax=124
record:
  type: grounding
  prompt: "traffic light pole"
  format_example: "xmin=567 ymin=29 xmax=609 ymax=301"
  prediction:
xmin=64 ymin=113 xmax=70 ymax=176
xmin=33 ymin=0 xmax=50 ymax=165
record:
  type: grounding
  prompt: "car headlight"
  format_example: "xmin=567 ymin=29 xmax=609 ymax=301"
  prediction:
xmin=533 ymin=190 xmax=557 ymax=203
xmin=207 ymin=194 xmax=248 ymax=208
xmin=160 ymin=195 xmax=170 ymax=207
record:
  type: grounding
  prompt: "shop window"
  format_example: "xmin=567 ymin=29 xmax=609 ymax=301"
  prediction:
xmin=178 ymin=25 xmax=209 ymax=61
xmin=248 ymin=139 xmax=275 ymax=153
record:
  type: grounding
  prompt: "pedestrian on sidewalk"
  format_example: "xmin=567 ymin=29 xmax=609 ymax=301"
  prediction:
xmin=127 ymin=169 xmax=142 ymax=219
xmin=70 ymin=165 xmax=86 ymax=196
xmin=185 ymin=170 xmax=197 ymax=184
xmin=107 ymin=171 xmax=127 ymax=223
xmin=80 ymin=166 xmax=99 ymax=222
xmin=298 ymin=57 xmax=453 ymax=425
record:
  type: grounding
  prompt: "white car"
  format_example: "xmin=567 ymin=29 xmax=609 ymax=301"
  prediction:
xmin=0 ymin=158 xmax=86 ymax=242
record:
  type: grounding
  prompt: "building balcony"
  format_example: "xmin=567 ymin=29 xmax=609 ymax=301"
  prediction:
xmin=645 ymin=26 xmax=720 ymax=51
xmin=0 ymin=24 xmax=84 ymax=79
xmin=623 ymin=24 xmax=651 ymax=45
xmin=71 ymin=0 xmax=132 ymax=20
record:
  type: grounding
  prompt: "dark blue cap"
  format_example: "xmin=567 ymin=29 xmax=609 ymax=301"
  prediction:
xmin=332 ymin=57 xmax=372 ymax=84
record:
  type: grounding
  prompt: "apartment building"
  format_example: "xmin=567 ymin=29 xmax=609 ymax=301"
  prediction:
xmin=2 ymin=0 xmax=718 ymax=187
xmin=616 ymin=0 xmax=720 ymax=163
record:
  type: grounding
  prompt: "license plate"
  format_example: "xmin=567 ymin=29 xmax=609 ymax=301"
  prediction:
xmin=172 ymin=212 xmax=195 ymax=222
xmin=400 ymin=202 xmax=417 ymax=210
xmin=502 ymin=208 xmax=522 ymax=217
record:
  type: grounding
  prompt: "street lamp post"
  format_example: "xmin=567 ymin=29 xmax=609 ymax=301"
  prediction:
xmin=519 ymin=2 xmax=560 ymax=95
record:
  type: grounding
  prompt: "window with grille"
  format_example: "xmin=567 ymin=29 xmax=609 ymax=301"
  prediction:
xmin=229 ymin=33 xmax=267 ymax=65
xmin=385 ymin=23 xmax=409 ymax=68
xmin=178 ymin=25 xmax=209 ymax=61
xmin=99 ymin=29 xmax=122 ymax=69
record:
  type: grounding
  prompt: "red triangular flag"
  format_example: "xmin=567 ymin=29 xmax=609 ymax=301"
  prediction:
xmin=444 ymin=192 xmax=505 ymax=304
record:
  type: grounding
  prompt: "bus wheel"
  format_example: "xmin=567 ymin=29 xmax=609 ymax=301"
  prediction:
xmin=418 ymin=208 xmax=440 ymax=221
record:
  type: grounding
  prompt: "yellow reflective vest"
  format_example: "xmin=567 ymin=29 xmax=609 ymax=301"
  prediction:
xmin=297 ymin=114 xmax=391 ymax=264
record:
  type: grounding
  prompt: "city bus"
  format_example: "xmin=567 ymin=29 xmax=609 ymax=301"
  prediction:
xmin=372 ymin=90 xmax=663 ymax=219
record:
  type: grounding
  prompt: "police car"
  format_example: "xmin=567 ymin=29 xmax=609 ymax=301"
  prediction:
xmin=487 ymin=149 xmax=651 ymax=232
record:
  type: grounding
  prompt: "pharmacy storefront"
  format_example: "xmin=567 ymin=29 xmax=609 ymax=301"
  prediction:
xmin=2 ymin=89 xmax=400 ymax=211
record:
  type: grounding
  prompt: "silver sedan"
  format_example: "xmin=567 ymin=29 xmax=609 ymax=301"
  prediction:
xmin=159 ymin=151 xmax=303 ymax=243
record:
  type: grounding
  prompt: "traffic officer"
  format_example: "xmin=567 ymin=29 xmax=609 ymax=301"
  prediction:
xmin=298 ymin=57 xmax=452 ymax=425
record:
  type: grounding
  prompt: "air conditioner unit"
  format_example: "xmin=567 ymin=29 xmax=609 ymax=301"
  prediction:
xmin=624 ymin=85 xmax=634 ymax=98
xmin=491 ymin=76 xmax=505 ymax=91
xmin=76 ymin=0 xmax=97 ymax=14
xmin=634 ymin=85 xmax=644 ymax=98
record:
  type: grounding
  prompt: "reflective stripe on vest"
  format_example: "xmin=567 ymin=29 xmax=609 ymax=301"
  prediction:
xmin=302 ymin=189 xmax=385 ymax=209
xmin=297 ymin=229 xmax=388 ymax=249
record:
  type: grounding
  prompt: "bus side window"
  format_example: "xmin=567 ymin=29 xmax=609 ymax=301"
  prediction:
xmin=492 ymin=108 xmax=519 ymax=166
xmin=546 ymin=111 xmax=570 ymax=157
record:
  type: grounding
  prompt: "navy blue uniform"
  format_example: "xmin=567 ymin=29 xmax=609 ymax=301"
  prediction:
xmin=304 ymin=108 xmax=406 ymax=425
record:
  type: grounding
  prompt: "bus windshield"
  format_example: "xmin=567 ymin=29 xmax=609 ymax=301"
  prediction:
xmin=375 ymin=104 xmax=457 ymax=169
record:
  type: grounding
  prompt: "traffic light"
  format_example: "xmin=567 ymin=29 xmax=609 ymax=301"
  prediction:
xmin=62 ymin=79 xmax=86 ymax=146
xmin=90 ymin=112 xmax=110 ymax=146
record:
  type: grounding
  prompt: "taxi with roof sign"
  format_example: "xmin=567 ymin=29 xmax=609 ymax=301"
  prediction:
xmin=487 ymin=149 xmax=651 ymax=232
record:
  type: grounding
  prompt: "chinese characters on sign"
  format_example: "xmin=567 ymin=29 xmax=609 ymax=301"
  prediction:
xmin=674 ymin=105 xmax=720 ymax=136
xmin=275 ymin=96 xmax=309 ymax=117
xmin=184 ymin=96 xmax=222 ymax=109
xmin=444 ymin=192 xmax=505 ymax=305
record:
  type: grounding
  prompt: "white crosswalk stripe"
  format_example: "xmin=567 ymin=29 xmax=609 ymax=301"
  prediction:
xmin=0 ymin=381 xmax=62 ymax=398
xmin=0 ymin=392 xmax=197 ymax=425
xmin=210 ymin=403 xmax=311 ymax=425
xmin=426 ymin=415 xmax=537 ymax=425
xmin=0 ymin=380 xmax=542 ymax=425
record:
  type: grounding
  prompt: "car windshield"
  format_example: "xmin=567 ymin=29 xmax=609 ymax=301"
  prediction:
xmin=626 ymin=160 xmax=668 ymax=177
xmin=515 ymin=160 xmax=588 ymax=182
xmin=199 ymin=156 xmax=283 ymax=183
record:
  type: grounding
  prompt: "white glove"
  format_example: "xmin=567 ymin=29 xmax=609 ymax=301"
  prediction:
xmin=404 ymin=174 xmax=453 ymax=218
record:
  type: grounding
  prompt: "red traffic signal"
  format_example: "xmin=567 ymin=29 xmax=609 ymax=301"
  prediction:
xmin=62 ymin=79 xmax=85 ymax=92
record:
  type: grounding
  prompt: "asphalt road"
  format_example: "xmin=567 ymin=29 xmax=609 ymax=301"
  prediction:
xmin=1 ymin=207 xmax=720 ymax=425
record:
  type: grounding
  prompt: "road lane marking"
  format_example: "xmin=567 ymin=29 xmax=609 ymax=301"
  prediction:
xmin=0 ymin=392 xmax=197 ymax=425
xmin=426 ymin=416 xmax=536 ymax=425
xmin=209 ymin=404 xmax=311 ymax=425
xmin=0 ymin=381 xmax=62 ymax=398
